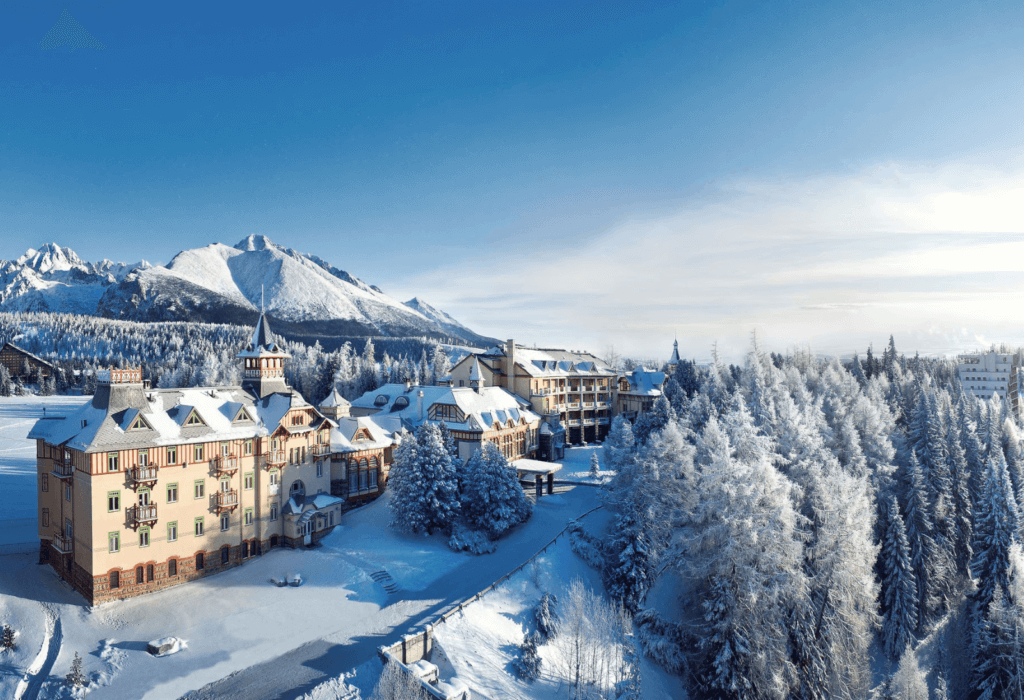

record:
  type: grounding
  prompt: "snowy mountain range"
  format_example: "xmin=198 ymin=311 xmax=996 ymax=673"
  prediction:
xmin=0 ymin=237 xmax=494 ymax=346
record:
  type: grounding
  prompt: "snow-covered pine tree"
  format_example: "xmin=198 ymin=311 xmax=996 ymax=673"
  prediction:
xmin=971 ymin=456 xmax=1021 ymax=616
xmin=459 ymin=441 xmax=531 ymax=540
xmin=413 ymin=423 xmax=461 ymax=534
xmin=888 ymin=644 xmax=929 ymax=700
xmin=946 ymin=428 xmax=974 ymax=582
xmin=534 ymin=592 xmax=557 ymax=641
xmin=65 ymin=651 xmax=86 ymax=689
xmin=850 ymin=353 xmax=867 ymax=387
xmin=972 ymin=542 xmax=1024 ymax=700
xmin=512 ymin=631 xmax=543 ymax=682
xmin=437 ymin=420 xmax=456 ymax=459
xmin=589 ymin=452 xmax=600 ymax=479
xmin=0 ymin=624 xmax=15 ymax=651
xmin=605 ymin=507 xmax=654 ymax=612
xmin=632 ymin=394 xmax=676 ymax=445
xmin=880 ymin=495 xmax=918 ymax=660
xmin=903 ymin=450 xmax=939 ymax=630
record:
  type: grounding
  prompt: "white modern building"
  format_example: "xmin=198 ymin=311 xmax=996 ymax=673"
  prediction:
xmin=957 ymin=350 xmax=1020 ymax=416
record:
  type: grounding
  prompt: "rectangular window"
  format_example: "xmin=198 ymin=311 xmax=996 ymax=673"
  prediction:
xmin=65 ymin=518 xmax=73 ymax=539
xmin=108 ymin=452 xmax=119 ymax=472
xmin=109 ymin=531 xmax=119 ymax=553
xmin=348 ymin=470 xmax=358 ymax=493
xmin=168 ymin=559 xmax=177 ymax=577
xmin=167 ymin=446 xmax=177 ymax=464
xmin=41 ymin=473 xmax=48 ymax=493
xmin=329 ymin=511 xmax=334 ymax=527
xmin=220 ymin=514 xmax=230 ymax=531
xmin=65 ymin=483 xmax=72 ymax=502
xmin=194 ymin=480 xmax=205 ymax=499
xmin=244 ymin=439 xmax=253 ymax=456
xmin=168 ymin=521 xmax=177 ymax=542
xmin=167 ymin=483 xmax=178 ymax=503
xmin=42 ymin=508 xmax=49 ymax=527
xmin=369 ymin=469 xmax=378 ymax=488
xmin=194 ymin=444 xmax=204 ymax=462
xmin=138 ymin=449 xmax=149 ymax=466
xmin=195 ymin=517 xmax=204 ymax=536
xmin=139 ymin=528 xmax=150 ymax=547
xmin=110 ymin=570 xmax=119 ymax=589
xmin=136 ymin=566 xmax=144 ymax=584
xmin=359 ymin=469 xmax=368 ymax=491
xmin=147 ymin=564 xmax=154 ymax=582
xmin=269 ymin=470 xmax=279 ymax=486
xmin=244 ymin=472 xmax=254 ymax=490
xmin=196 ymin=553 xmax=204 ymax=570
xmin=316 ymin=462 xmax=323 ymax=478
xmin=221 ymin=442 xmax=229 ymax=456
xmin=244 ymin=508 xmax=254 ymax=526
xmin=270 ymin=504 xmax=278 ymax=521
xmin=107 ymin=491 xmax=120 ymax=513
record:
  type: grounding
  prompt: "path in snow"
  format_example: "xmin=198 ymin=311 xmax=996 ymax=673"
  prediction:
xmin=13 ymin=606 xmax=61 ymax=700
xmin=180 ymin=487 xmax=601 ymax=700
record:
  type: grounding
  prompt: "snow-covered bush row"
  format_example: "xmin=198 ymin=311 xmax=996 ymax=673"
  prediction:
xmin=601 ymin=336 xmax=1024 ymax=699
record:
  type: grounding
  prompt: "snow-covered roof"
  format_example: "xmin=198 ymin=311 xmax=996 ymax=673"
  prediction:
xmin=236 ymin=312 xmax=289 ymax=358
xmin=350 ymin=383 xmax=540 ymax=432
xmin=0 ymin=342 xmax=55 ymax=369
xmin=512 ymin=458 xmax=562 ymax=475
xmin=468 ymin=345 xmax=615 ymax=378
xmin=668 ymin=338 xmax=681 ymax=365
xmin=28 ymin=383 xmax=322 ymax=453
xmin=468 ymin=356 xmax=483 ymax=381
xmin=329 ymin=415 xmax=401 ymax=454
xmin=619 ymin=368 xmax=665 ymax=396
xmin=282 ymin=492 xmax=343 ymax=517
xmin=320 ymin=387 xmax=350 ymax=408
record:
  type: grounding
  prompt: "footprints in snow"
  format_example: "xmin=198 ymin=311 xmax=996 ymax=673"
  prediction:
xmin=370 ymin=570 xmax=401 ymax=596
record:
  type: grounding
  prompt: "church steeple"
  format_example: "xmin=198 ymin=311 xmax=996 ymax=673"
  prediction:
xmin=237 ymin=311 xmax=291 ymax=398
xmin=668 ymin=337 xmax=681 ymax=365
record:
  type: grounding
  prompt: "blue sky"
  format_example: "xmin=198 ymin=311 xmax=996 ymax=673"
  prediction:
xmin=2 ymin=1 xmax=1023 ymax=360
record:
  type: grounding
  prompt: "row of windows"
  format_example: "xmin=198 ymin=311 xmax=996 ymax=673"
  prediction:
xmin=107 ymin=507 xmax=265 ymax=553
xmin=107 ymin=539 xmax=269 ymax=589
xmin=103 ymin=441 xmax=256 ymax=472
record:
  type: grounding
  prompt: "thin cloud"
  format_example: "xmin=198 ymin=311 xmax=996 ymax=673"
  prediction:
xmin=398 ymin=158 xmax=1024 ymax=361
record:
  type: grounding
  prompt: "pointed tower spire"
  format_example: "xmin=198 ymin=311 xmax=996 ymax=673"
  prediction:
xmin=669 ymin=336 xmax=681 ymax=365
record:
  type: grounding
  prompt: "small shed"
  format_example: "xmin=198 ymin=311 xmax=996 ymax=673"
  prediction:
xmin=512 ymin=458 xmax=562 ymax=497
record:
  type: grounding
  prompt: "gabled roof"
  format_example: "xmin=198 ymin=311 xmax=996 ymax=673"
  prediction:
xmin=0 ymin=342 xmax=55 ymax=370
xmin=350 ymin=383 xmax=540 ymax=433
xmin=330 ymin=415 xmax=402 ymax=453
xmin=320 ymin=387 xmax=350 ymax=408
xmin=620 ymin=368 xmax=666 ymax=396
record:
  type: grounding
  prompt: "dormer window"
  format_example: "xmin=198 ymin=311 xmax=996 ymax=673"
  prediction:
xmin=374 ymin=395 xmax=389 ymax=407
xmin=184 ymin=409 xmax=206 ymax=427
xmin=128 ymin=415 xmax=150 ymax=431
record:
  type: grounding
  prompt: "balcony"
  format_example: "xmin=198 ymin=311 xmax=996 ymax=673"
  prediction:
xmin=596 ymin=401 xmax=609 ymax=408
xmin=128 ymin=504 xmax=158 ymax=528
xmin=567 ymin=419 xmax=581 ymax=426
xmin=129 ymin=465 xmax=158 ymax=488
xmin=597 ymin=417 xmax=610 ymax=425
xmin=582 ymin=419 xmax=595 ymax=426
xmin=213 ymin=455 xmax=239 ymax=475
xmin=531 ymin=388 xmax=551 ymax=397
xmin=567 ymin=402 xmax=580 ymax=410
xmin=266 ymin=450 xmax=286 ymax=467
xmin=583 ymin=402 xmax=595 ymax=408
xmin=51 ymin=461 xmax=75 ymax=480
xmin=214 ymin=489 xmax=239 ymax=512
xmin=313 ymin=444 xmax=331 ymax=457
xmin=51 ymin=532 xmax=73 ymax=554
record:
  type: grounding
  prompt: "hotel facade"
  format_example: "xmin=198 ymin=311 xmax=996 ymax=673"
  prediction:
xmin=29 ymin=314 xmax=343 ymax=604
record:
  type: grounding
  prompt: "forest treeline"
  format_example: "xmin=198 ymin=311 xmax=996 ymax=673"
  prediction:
xmin=594 ymin=337 xmax=1024 ymax=699
xmin=0 ymin=312 xmax=464 ymax=404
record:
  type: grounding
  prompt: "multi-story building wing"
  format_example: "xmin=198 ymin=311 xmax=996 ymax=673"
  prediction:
xmin=958 ymin=350 xmax=1021 ymax=417
xmin=1 ymin=341 xmax=54 ymax=379
xmin=449 ymin=340 xmax=615 ymax=445
xmin=349 ymin=380 xmax=542 ymax=463
xmin=29 ymin=313 xmax=342 ymax=604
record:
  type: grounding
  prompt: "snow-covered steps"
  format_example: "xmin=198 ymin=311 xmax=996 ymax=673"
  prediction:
xmin=370 ymin=570 xmax=401 ymax=595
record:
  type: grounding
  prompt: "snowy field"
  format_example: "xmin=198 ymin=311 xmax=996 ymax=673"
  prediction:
xmin=0 ymin=439 xmax=603 ymax=700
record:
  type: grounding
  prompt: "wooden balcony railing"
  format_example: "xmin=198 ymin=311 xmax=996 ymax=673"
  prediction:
xmin=266 ymin=451 xmax=286 ymax=467
xmin=129 ymin=465 xmax=158 ymax=487
xmin=214 ymin=489 xmax=239 ymax=512
xmin=213 ymin=455 xmax=239 ymax=474
xmin=128 ymin=504 xmax=158 ymax=528
xmin=51 ymin=461 xmax=75 ymax=480
xmin=51 ymin=532 xmax=73 ymax=554
xmin=312 ymin=444 xmax=331 ymax=457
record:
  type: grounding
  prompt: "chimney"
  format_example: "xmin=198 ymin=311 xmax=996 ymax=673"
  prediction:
xmin=506 ymin=339 xmax=515 ymax=391
xmin=417 ymin=390 xmax=424 ymax=422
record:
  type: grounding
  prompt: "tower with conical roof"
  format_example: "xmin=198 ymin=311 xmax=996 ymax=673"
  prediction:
xmin=668 ymin=337 xmax=681 ymax=367
xmin=237 ymin=311 xmax=291 ymax=398
xmin=469 ymin=356 xmax=484 ymax=393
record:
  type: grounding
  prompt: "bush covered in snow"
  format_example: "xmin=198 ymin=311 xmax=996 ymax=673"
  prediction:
xmin=534 ymin=592 xmax=558 ymax=641
xmin=568 ymin=523 xmax=607 ymax=573
xmin=371 ymin=660 xmax=428 ymax=700
xmin=65 ymin=651 xmax=86 ymax=689
xmin=447 ymin=522 xmax=496 ymax=555
xmin=634 ymin=608 xmax=687 ymax=675
xmin=0 ymin=624 xmax=15 ymax=652
xmin=512 ymin=631 xmax=543 ymax=682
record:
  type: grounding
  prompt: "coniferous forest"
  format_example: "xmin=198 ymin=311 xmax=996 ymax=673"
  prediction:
xmin=0 ymin=312 xmax=464 ymax=404
xmin=595 ymin=337 xmax=1024 ymax=699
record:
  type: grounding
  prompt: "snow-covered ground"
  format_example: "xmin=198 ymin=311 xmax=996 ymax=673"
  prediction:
xmin=0 ymin=396 xmax=89 ymax=549
xmin=0 ymin=404 xmax=604 ymax=700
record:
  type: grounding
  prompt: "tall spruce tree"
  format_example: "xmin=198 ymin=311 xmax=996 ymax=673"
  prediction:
xmin=972 ymin=455 xmax=1021 ymax=616
xmin=880 ymin=496 xmax=918 ymax=660
xmin=459 ymin=441 xmax=531 ymax=540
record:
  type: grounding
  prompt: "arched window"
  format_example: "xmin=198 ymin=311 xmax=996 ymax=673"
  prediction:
xmin=290 ymin=480 xmax=305 ymax=497
xmin=368 ymin=456 xmax=378 ymax=468
xmin=359 ymin=458 xmax=368 ymax=469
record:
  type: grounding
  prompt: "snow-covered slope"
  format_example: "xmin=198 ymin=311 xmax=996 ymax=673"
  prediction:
xmin=0 ymin=236 xmax=490 ymax=344
xmin=0 ymin=243 xmax=149 ymax=315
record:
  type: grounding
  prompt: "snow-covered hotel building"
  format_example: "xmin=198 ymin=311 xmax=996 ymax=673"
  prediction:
xmin=29 ymin=314 xmax=343 ymax=604
xmin=349 ymin=373 xmax=542 ymax=463
xmin=957 ymin=350 xmax=1021 ymax=417
xmin=449 ymin=340 xmax=615 ymax=445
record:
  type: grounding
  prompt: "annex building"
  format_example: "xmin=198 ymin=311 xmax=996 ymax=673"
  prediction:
xmin=449 ymin=340 xmax=615 ymax=446
xmin=957 ymin=350 xmax=1021 ymax=418
xmin=28 ymin=313 xmax=343 ymax=604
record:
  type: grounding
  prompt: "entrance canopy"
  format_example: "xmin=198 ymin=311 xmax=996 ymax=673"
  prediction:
xmin=512 ymin=458 xmax=562 ymax=479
